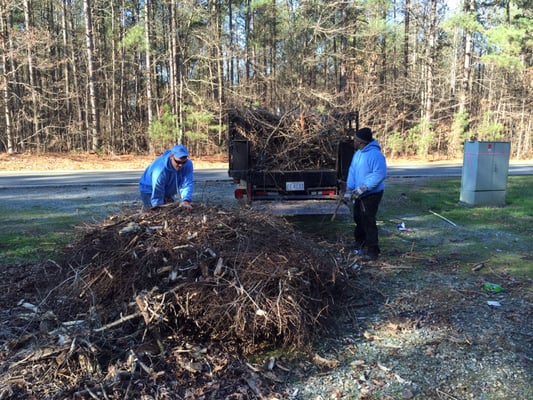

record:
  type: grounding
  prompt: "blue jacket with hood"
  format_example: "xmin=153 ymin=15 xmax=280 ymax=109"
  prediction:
xmin=139 ymin=146 xmax=194 ymax=207
xmin=346 ymin=139 xmax=387 ymax=195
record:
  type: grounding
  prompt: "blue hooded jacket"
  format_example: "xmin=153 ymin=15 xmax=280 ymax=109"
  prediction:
xmin=139 ymin=146 xmax=194 ymax=207
xmin=346 ymin=139 xmax=387 ymax=195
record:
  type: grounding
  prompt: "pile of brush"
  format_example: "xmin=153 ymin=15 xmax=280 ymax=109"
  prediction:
xmin=0 ymin=203 xmax=345 ymax=399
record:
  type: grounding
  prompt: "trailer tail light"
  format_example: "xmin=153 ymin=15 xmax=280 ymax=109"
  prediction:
xmin=234 ymin=189 xmax=245 ymax=199
xmin=311 ymin=190 xmax=336 ymax=196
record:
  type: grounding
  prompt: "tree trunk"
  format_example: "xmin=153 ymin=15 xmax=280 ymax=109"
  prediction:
xmin=338 ymin=2 xmax=347 ymax=97
xmin=228 ymin=0 xmax=235 ymax=86
xmin=425 ymin=0 xmax=437 ymax=122
xmin=144 ymin=0 xmax=154 ymax=152
xmin=268 ymin=0 xmax=276 ymax=108
xmin=84 ymin=0 xmax=100 ymax=151
xmin=0 ymin=1 xmax=14 ymax=153
xmin=169 ymin=0 xmax=177 ymax=116
xmin=245 ymin=0 xmax=253 ymax=83
xmin=459 ymin=0 xmax=474 ymax=114
xmin=61 ymin=0 xmax=70 ymax=127
xmin=64 ymin=0 xmax=85 ymax=149
xmin=119 ymin=0 xmax=128 ymax=151
xmin=380 ymin=7 xmax=386 ymax=85
xmin=421 ymin=0 xmax=438 ymax=156
xmin=214 ymin=0 xmax=224 ymax=144
xmin=169 ymin=0 xmax=183 ymax=146
xmin=23 ymin=0 xmax=41 ymax=150
xmin=404 ymin=0 xmax=410 ymax=78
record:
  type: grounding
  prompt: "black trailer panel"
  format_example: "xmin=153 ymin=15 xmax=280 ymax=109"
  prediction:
xmin=249 ymin=169 xmax=337 ymax=190
xmin=228 ymin=139 xmax=250 ymax=181
xmin=245 ymin=169 xmax=337 ymax=200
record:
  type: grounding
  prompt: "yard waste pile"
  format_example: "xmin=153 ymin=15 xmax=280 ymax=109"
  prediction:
xmin=229 ymin=106 xmax=352 ymax=171
xmin=0 ymin=204 xmax=344 ymax=399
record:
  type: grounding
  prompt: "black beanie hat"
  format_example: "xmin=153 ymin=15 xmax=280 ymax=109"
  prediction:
xmin=355 ymin=127 xmax=372 ymax=144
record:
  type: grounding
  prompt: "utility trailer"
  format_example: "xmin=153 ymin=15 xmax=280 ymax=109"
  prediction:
xmin=228 ymin=109 xmax=358 ymax=207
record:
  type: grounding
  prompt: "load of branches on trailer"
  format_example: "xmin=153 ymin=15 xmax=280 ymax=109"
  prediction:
xmin=228 ymin=106 xmax=356 ymax=171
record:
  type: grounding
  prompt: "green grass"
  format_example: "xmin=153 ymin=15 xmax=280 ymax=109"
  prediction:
xmin=288 ymin=176 xmax=533 ymax=280
xmin=0 ymin=201 xmax=105 ymax=265
xmin=387 ymin=176 xmax=533 ymax=234
xmin=0 ymin=184 xmax=138 ymax=265
xmin=0 ymin=231 xmax=71 ymax=262
xmin=0 ymin=210 xmax=82 ymax=264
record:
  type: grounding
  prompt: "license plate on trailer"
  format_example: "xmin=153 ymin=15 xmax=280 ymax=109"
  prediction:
xmin=286 ymin=181 xmax=305 ymax=191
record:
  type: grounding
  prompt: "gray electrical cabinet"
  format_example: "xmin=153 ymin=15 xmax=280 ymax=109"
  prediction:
xmin=460 ymin=141 xmax=511 ymax=206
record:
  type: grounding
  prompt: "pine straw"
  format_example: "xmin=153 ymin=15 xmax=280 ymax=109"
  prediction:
xmin=0 ymin=204 xmax=346 ymax=399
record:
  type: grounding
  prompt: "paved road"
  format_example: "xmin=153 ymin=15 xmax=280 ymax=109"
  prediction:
xmin=1 ymin=162 xmax=532 ymax=189
xmin=0 ymin=168 xmax=229 ymax=189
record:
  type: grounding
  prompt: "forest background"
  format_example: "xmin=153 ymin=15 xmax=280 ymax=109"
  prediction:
xmin=0 ymin=0 xmax=531 ymax=160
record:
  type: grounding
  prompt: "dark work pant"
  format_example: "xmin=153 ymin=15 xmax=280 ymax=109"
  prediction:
xmin=353 ymin=191 xmax=384 ymax=255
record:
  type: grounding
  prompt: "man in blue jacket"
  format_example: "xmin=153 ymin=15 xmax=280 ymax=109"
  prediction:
xmin=139 ymin=144 xmax=194 ymax=210
xmin=345 ymin=127 xmax=387 ymax=261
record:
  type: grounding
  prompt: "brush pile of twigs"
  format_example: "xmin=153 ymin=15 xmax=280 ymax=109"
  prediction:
xmin=229 ymin=107 xmax=352 ymax=171
xmin=0 ymin=204 xmax=343 ymax=399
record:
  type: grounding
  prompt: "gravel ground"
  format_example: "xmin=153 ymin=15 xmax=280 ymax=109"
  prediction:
xmin=286 ymin=262 xmax=532 ymax=400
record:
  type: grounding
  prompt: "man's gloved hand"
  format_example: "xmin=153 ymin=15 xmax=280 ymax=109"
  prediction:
xmin=179 ymin=200 xmax=193 ymax=211
xmin=351 ymin=185 xmax=368 ymax=200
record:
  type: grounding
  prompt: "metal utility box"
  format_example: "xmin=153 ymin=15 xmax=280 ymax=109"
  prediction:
xmin=460 ymin=141 xmax=511 ymax=206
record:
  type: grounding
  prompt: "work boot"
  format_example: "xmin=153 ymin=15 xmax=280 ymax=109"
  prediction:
xmin=362 ymin=252 xmax=379 ymax=261
xmin=363 ymin=245 xmax=380 ymax=261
